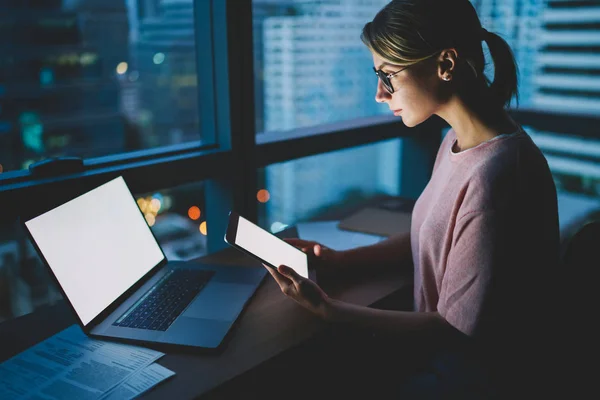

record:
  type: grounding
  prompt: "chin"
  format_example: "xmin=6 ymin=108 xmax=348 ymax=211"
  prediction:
xmin=401 ymin=113 xmax=427 ymax=128
xmin=401 ymin=119 xmax=415 ymax=128
xmin=400 ymin=116 xmax=417 ymax=128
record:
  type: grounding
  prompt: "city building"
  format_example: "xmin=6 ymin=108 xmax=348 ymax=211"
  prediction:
xmin=533 ymin=0 xmax=600 ymax=114
xmin=472 ymin=0 xmax=545 ymax=107
xmin=473 ymin=0 xmax=600 ymax=217
xmin=253 ymin=0 xmax=299 ymax=134
xmin=0 ymin=0 xmax=128 ymax=173
xmin=258 ymin=0 xmax=396 ymax=228
xmin=130 ymin=0 xmax=201 ymax=148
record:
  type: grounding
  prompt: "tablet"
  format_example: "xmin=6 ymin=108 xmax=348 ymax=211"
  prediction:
xmin=224 ymin=211 xmax=310 ymax=279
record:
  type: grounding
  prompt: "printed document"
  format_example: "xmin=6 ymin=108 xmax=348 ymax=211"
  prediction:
xmin=0 ymin=324 xmax=169 ymax=400
xmin=296 ymin=220 xmax=384 ymax=251
xmin=101 ymin=362 xmax=175 ymax=400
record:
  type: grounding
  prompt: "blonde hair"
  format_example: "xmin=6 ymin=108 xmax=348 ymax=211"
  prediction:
xmin=361 ymin=0 xmax=519 ymax=108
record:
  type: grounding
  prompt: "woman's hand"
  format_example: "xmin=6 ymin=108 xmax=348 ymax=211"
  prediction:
xmin=264 ymin=264 xmax=331 ymax=319
xmin=284 ymin=238 xmax=342 ymax=278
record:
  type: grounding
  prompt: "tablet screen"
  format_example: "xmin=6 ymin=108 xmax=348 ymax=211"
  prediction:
xmin=235 ymin=215 xmax=309 ymax=279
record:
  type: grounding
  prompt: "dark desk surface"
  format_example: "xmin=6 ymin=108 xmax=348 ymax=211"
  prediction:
xmin=0 ymin=197 xmax=414 ymax=399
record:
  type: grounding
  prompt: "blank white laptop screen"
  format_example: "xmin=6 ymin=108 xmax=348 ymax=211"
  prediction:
xmin=24 ymin=176 xmax=165 ymax=326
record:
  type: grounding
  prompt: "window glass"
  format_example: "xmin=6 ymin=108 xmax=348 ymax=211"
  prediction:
xmin=253 ymin=0 xmax=600 ymax=132
xmin=462 ymin=0 xmax=600 ymax=234
xmin=257 ymin=139 xmax=402 ymax=231
xmin=0 ymin=0 xmax=213 ymax=174
xmin=253 ymin=0 xmax=390 ymax=134
xmin=472 ymin=0 xmax=600 ymax=114
xmin=526 ymin=128 xmax=600 ymax=235
xmin=0 ymin=180 xmax=206 ymax=323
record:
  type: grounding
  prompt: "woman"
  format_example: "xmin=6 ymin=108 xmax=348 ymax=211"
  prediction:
xmin=264 ymin=0 xmax=560 ymax=397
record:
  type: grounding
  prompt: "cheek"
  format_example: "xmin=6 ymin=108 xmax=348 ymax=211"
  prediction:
xmin=405 ymin=81 xmax=438 ymax=108
xmin=394 ymin=86 xmax=437 ymax=126
xmin=394 ymin=86 xmax=435 ymax=113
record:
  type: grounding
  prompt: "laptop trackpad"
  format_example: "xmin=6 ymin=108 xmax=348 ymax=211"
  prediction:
xmin=183 ymin=282 xmax=256 ymax=321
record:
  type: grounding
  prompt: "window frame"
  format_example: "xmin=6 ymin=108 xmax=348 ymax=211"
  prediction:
xmin=0 ymin=0 xmax=441 ymax=251
xmin=2 ymin=0 xmax=597 ymax=285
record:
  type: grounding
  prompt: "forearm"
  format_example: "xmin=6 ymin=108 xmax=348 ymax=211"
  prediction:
xmin=337 ymin=232 xmax=412 ymax=271
xmin=324 ymin=298 xmax=456 ymax=338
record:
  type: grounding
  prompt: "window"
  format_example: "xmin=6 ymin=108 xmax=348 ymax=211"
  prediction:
xmin=526 ymin=125 xmax=600 ymax=233
xmin=471 ymin=0 xmax=600 ymax=232
xmin=0 ymin=1 xmax=214 ymax=174
xmin=251 ymin=1 xmax=413 ymax=235
xmin=5 ymin=0 xmax=596 ymax=329
xmin=0 ymin=218 xmax=63 ymax=324
xmin=136 ymin=181 xmax=208 ymax=262
xmin=257 ymin=139 xmax=402 ymax=231
xmin=253 ymin=0 xmax=390 ymax=134
xmin=472 ymin=0 xmax=600 ymax=115
xmin=0 ymin=0 xmax=234 ymax=326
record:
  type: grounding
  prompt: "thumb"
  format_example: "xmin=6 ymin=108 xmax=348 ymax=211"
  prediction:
xmin=314 ymin=244 xmax=322 ymax=256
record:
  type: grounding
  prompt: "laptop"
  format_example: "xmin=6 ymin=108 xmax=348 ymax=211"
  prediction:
xmin=22 ymin=176 xmax=266 ymax=352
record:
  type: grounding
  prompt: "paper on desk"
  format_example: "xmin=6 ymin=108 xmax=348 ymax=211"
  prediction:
xmin=101 ymin=362 xmax=175 ymax=400
xmin=0 ymin=324 xmax=164 ymax=400
xmin=296 ymin=220 xmax=385 ymax=251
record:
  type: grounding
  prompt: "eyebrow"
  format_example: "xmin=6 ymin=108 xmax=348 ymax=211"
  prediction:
xmin=377 ymin=62 xmax=392 ymax=69
xmin=376 ymin=61 xmax=396 ymax=70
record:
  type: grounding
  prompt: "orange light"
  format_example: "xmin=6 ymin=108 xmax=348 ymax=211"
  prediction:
xmin=150 ymin=198 xmax=161 ymax=213
xmin=145 ymin=213 xmax=155 ymax=227
xmin=199 ymin=221 xmax=207 ymax=235
xmin=257 ymin=189 xmax=270 ymax=203
xmin=0 ymin=164 xmax=3 ymax=173
xmin=136 ymin=198 xmax=147 ymax=213
xmin=188 ymin=206 xmax=201 ymax=220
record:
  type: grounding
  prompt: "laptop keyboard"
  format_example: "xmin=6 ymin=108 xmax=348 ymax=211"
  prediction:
xmin=113 ymin=268 xmax=214 ymax=331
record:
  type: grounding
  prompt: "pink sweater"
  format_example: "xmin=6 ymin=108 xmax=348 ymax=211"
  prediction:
xmin=410 ymin=126 xmax=560 ymax=342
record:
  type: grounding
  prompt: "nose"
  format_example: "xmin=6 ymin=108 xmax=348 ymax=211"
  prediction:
xmin=375 ymin=79 xmax=391 ymax=103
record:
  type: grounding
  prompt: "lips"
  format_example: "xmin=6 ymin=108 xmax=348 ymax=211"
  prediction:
xmin=393 ymin=109 xmax=402 ymax=116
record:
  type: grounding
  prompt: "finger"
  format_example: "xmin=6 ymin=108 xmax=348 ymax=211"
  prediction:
xmin=314 ymin=244 xmax=321 ymax=257
xmin=263 ymin=264 xmax=291 ymax=289
xmin=277 ymin=265 xmax=302 ymax=286
xmin=265 ymin=265 xmax=294 ymax=297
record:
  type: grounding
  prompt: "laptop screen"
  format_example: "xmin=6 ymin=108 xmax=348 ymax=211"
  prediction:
xmin=24 ymin=176 xmax=165 ymax=326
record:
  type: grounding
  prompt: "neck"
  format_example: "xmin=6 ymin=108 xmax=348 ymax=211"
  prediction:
xmin=436 ymin=94 xmax=518 ymax=152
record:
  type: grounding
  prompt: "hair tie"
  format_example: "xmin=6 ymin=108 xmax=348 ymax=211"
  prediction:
xmin=481 ymin=27 xmax=489 ymax=41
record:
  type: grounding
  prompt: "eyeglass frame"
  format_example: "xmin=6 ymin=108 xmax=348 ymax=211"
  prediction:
xmin=372 ymin=65 xmax=411 ymax=94
xmin=372 ymin=52 xmax=442 ymax=94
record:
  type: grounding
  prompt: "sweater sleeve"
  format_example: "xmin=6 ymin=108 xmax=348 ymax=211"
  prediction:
xmin=437 ymin=210 xmax=504 ymax=337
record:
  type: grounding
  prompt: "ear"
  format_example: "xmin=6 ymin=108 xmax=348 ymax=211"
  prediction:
xmin=437 ymin=49 xmax=458 ymax=82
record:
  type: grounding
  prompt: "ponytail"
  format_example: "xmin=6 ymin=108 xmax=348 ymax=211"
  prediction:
xmin=483 ymin=30 xmax=519 ymax=109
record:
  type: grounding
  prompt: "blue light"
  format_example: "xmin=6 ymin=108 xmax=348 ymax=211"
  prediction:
xmin=40 ymin=68 xmax=54 ymax=86
xmin=152 ymin=192 xmax=164 ymax=203
xmin=20 ymin=112 xmax=44 ymax=153
xmin=153 ymin=53 xmax=165 ymax=65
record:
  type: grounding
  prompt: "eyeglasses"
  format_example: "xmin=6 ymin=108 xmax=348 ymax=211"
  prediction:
xmin=373 ymin=53 xmax=440 ymax=94
xmin=372 ymin=65 xmax=411 ymax=95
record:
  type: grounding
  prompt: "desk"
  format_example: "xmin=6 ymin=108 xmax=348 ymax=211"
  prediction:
xmin=0 ymin=229 xmax=411 ymax=399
